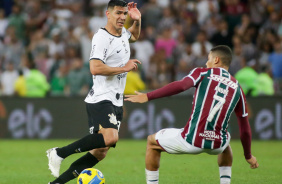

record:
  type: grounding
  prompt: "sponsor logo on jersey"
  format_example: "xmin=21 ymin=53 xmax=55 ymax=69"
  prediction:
xmin=117 ymin=73 xmax=127 ymax=80
xmin=208 ymin=74 xmax=237 ymax=89
xmin=199 ymin=130 xmax=220 ymax=140
xmin=215 ymin=86 xmax=229 ymax=95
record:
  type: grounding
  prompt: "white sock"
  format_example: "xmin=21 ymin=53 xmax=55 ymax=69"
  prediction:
xmin=145 ymin=169 xmax=159 ymax=184
xmin=219 ymin=166 xmax=231 ymax=184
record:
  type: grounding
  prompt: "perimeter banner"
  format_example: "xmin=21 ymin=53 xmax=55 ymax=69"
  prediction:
xmin=0 ymin=96 xmax=281 ymax=140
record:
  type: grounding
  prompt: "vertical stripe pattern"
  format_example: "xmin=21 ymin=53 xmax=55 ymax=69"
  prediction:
xmin=181 ymin=67 xmax=243 ymax=149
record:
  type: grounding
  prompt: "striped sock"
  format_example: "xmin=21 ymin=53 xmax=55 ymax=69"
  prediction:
xmin=219 ymin=166 xmax=231 ymax=184
xmin=145 ymin=169 xmax=159 ymax=184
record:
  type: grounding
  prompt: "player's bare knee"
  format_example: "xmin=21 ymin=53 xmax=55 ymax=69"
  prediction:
xmin=101 ymin=128 xmax=119 ymax=146
xmin=148 ymin=134 xmax=156 ymax=144
xmin=104 ymin=134 xmax=119 ymax=147
xmin=94 ymin=148 xmax=109 ymax=161
xmin=146 ymin=135 xmax=155 ymax=148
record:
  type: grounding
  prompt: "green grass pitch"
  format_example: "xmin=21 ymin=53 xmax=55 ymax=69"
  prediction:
xmin=0 ymin=140 xmax=281 ymax=184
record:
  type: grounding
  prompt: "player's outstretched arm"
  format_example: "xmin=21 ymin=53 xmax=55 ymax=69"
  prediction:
xmin=125 ymin=77 xmax=194 ymax=103
xmin=125 ymin=91 xmax=148 ymax=103
xmin=247 ymin=155 xmax=259 ymax=169
xmin=127 ymin=2 xmax=141 ymax=42
xmin=90 ymin=59 xmax=141 ymax=76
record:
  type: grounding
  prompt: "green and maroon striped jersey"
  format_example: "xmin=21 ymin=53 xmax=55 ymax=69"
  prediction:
xmin=181 ymin=67 xmax=248 ymax=149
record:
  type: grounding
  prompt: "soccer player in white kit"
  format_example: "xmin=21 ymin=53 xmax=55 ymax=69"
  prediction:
xmin=125 ymin=45 xmax=259 ymax=184
xmin=47 ymin=1 xmax=141 ymax=183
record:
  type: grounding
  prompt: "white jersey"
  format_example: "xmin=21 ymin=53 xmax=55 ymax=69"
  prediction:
xmin=85 ymin=27 xmax=132 ymax=107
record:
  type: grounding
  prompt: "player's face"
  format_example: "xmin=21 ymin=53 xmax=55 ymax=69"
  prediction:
xmin=107 ymin=6 xmax=128 ymax=30
xmin=206 ymin=52 xmax=214 ymax=68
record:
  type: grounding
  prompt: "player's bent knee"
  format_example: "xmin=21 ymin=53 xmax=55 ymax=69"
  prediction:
xmin=92 ymin=148 xmax=109 ymax=161
xmin=101 ymin=128 xmax=119 ymax=147
xmin=104 ymin=135 xmax=119 ymax=147
xmin=147 ymin=134 xmax=155 ymax=143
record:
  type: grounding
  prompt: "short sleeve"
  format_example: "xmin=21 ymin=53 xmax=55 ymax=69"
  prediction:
xmin=89 ymin=33 xmax=109 ymax=63
xmin=123 ymin=27 xmax=132 ymax=40
xmin=184 ymin=67 xmax=208 ymax=86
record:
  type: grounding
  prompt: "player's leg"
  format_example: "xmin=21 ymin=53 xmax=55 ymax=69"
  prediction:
xmin=218 ymin=145 xmax=233 ymax=184
xmin=47 ymin=101 xmax=121 ymax=178
xmin=145 ymin=133 xmax=164 ymax=184
xmin=49 ymin=147 xmax=109 ymax=184
xmin=51 ymin=102 xmax=119 ymax=159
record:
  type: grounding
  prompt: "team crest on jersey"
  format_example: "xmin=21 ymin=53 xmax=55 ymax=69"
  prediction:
xmin=108 ymin=113 xmax=118 ymax=125
xmin=199 ymin=130 xmax=220 ymax=140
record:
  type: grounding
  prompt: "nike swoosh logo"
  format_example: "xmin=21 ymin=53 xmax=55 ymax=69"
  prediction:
xmin=117 ymin=50 xmax=122 ymax=53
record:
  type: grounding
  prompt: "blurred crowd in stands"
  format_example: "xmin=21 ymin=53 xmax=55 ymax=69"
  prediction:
xmin=0 ymin=0 xmax=281 ymax=97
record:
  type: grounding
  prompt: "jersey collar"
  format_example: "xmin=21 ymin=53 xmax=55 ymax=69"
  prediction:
xmin=101 ymin=28 xmax=122 ymax=38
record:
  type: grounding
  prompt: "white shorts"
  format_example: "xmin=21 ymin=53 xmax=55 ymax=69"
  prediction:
xmin=155 ymin=128 xmax=230 ymax=155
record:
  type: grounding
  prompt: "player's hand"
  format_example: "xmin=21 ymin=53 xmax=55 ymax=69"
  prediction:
xmin=125 ymin=91 xmax=148 ymax=103
xmin=246 ymin=155 xmax=259 ymax=169
xmin=128 ymin=2 xmax=141 ymax=21
xmin=123 ymin=59 xmax=141 ymax=72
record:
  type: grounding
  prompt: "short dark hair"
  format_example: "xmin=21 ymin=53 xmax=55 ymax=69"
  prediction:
xmin=210 ymin=45 xmax=233 ymax=67
xmin=107 ymin=0 xmax=128 ymax=10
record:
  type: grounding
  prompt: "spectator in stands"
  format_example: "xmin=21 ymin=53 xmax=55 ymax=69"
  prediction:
xmin=50 ymin=63 xmax=68 ymax=96
xmin=25 ymin=0 xmax=48 ymax=34
xmin=131 ymin=31 xmax=154 ymax=80
xmin=65 ymin=58 xmax=89 ymax=96
xmin=222 ymin=0 xmax=248 ymax=32
xmin=252 ymin=65 xmax=274 ymax=96
xmin=0 ymin=62 xmax=18 ymax=96
xmin=235 ymin=59 xmax=258 ymax=96
xmin=192 ymin=30 xmax=212 ymax=57
xmin=210 ymin=19 xmax=233 ymax=48
xmin=80 ymin=28 xmax=93 ymax=65
xmin=195 ymin=0 xmax=219 ymax=26
xmin=25 ymin=54 xmax=50 ymax=98
xmin=258 ymin=41 xmax=273 ymax=70
xmin=3 ymin=26 xmax=24 ymax=69
xmin=89 ymin=7 xmax=107 ymax=33
xmin=268 ymin=40 xmax=282 ymax=79
xmin=141 ymin=0 xmax=162 ymax=28
xmin=158 ymin=7 xmax=175 ymax=30
xmin=124 ymin=48 xmax=146 ymax=95
xmin=14 ymin=69 xmax=26 ymax=97
xmin=155 ymin=27 xmax=177 ymax=63
xmin=269 ymin=40 xmax=282 ymax=94
xmin=0 ymin=9 xmax=8 ymax=40
xmin=8 ymin=4 xmax=25 ymax=42
xmin=229 ymin=43 xmax=244 ymax=75
xmin=48 ymin=28 xmax=65 ymax=58
xmin=260 ymin=11 xmax=281 ymax=34
xmin=148 ymin=49 xmax=170 ymax=89
xmin=175 ymin=43 xmax=197 ymax=80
